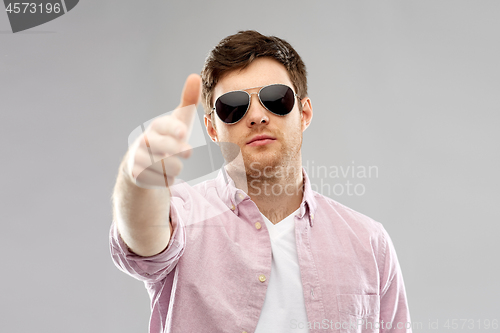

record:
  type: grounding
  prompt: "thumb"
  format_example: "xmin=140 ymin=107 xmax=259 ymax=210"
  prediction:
xmin=172 ymin=73 xmax=201 ymax=139
xmin=178 ymin=73 xmax=201 ymax=108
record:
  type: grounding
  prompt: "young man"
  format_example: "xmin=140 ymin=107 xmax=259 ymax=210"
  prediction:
xmin=110 ymin=30 xmax=412 ymax=333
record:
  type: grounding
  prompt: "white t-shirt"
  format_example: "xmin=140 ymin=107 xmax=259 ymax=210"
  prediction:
xmin=254 ymin=208 xmax=309 ymax=332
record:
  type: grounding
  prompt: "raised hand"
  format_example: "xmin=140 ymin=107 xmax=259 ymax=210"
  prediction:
xmin=124 ymin=74 xmax=201 ymax=189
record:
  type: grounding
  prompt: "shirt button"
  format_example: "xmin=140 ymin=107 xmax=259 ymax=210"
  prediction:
xmin=258 ymin=274 xmax=266 ymax=282
xmin=238 ymin=193 xmax=245 ymax=200
xmin=311 ymin=213 xmax=314 ymax=220
xmin=255 ymin=222 xmax=261 ymax=229
xmin=230 ymin=204 xmax=235 ymax=211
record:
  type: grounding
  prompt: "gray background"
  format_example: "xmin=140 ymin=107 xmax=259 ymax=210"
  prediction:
xmin=1 ymin=0 xmax=499 ymax=332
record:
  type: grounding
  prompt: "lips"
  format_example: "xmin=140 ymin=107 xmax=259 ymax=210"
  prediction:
xmin=247 ymin=134 xmax=276 ymax=145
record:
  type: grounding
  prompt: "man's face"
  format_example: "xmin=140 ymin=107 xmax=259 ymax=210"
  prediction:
xmin=205 ymin=57 xmax=313 ymax=177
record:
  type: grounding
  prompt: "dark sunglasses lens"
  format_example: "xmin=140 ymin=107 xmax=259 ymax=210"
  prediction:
xmin=215 ymin=91 xmax=249 ymax=124
xmin=260 ymin=85 xmax=295 ymax=115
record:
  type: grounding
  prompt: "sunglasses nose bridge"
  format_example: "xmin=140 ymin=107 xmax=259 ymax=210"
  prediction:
xmin=245 ymin=86 xmax=271 ymax=111
xmin=243 ymin=91 xmax=269 ymax=124
xmin=247 ymin=91 xmax=268 ymax=113
xmin=248 ymin=91 xmax=259 ymax=103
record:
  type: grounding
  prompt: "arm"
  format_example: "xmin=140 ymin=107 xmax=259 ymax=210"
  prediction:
xmin=112 ymin=153 xmax=173 ymax=257
xmin=379 ymin=227 xmax=412 ymax=332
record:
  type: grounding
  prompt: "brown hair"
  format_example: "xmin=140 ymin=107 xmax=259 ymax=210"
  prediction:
xmin=201 ymin=30 xmax=308 ymax=116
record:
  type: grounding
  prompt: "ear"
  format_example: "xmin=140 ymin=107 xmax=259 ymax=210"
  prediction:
xmin=299 ymin=97 xmax=313 ymax=132
xmin=204 ymin=114 xmax=218 ymax=142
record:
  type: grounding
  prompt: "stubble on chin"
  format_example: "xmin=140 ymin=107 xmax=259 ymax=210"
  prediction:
xmin=224 ymin=114 xmax=304 ymax=183
xmin=243 ymin=137 xmax=302 ymax=183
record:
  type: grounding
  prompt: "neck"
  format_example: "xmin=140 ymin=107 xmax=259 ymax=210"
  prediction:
xmin=227 ymin=159 xmax=304 ymax=224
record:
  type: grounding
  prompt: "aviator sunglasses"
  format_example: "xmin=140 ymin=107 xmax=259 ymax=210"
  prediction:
xmin=209 ymin=84 xmax=301 ymax=124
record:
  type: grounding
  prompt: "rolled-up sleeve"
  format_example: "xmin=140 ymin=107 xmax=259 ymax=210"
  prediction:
xmin=109 ymin=199 xmax=186 ymax=284
xmin=378 ymin=226 xmax=412 ymax=333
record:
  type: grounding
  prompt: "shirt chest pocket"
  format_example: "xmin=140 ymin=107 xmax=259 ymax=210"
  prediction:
xmin=337 ymin=294 xmax=380 ymax=333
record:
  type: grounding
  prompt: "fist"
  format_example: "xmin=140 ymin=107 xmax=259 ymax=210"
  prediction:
xmin=124 ymin=74 xmax=201 ymax=189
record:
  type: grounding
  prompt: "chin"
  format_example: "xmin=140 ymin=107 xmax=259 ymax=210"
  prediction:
xmin=243 ymin=152 xmax=281 ymax=175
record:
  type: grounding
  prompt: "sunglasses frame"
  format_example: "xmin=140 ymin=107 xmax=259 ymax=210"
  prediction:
xmin=209 ymin=83 xmax=301 ymax=125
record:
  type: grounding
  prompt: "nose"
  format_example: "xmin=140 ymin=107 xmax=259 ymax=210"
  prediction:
xmin=245 ymin=92 xmax=270 ymax=127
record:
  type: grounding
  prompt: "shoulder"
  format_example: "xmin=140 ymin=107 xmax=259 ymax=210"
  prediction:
xmin=311 ymin=191 xmax=386 ymax=239
xmin=311 ymin=192 xmax=393 ymax=272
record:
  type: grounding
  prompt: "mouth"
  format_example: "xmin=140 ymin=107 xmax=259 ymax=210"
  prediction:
xmin=246 ymin=134 xmax=276 ymax=146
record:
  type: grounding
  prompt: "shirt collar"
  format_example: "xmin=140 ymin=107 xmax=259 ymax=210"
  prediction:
xmin=215 ymin=166 xmax=318 ymax=227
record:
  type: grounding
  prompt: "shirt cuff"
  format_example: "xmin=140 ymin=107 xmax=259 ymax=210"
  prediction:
xmin=109 ymin=200 xmax=186 ymax=283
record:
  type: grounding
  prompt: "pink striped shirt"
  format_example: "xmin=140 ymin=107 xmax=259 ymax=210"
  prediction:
xmin=110 ymin=168 xmax=412 ymax=333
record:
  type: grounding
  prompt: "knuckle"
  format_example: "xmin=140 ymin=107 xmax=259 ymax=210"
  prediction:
xmin=150 ymin=116 xmax=168 ymax=129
